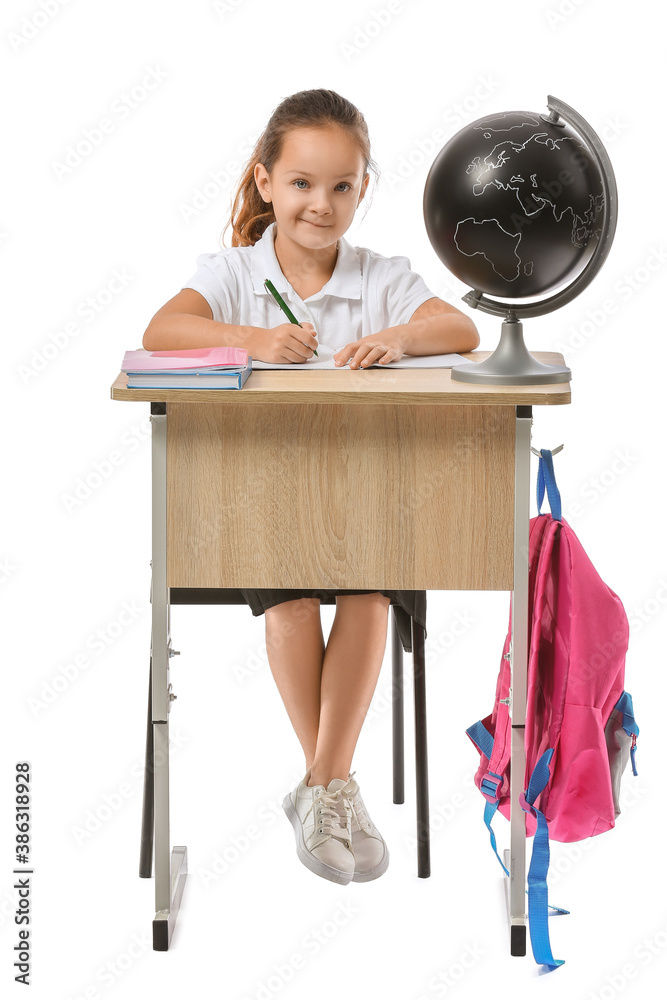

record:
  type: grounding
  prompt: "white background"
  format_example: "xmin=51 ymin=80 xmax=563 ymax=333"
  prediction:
xmin=2 ymin=0 xmax=665 ymax=996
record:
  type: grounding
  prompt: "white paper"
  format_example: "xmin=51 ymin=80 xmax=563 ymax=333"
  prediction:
xmin=250 ymin=343 xmax=468 ymax=370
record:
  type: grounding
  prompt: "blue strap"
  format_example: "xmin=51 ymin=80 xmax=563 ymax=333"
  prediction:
xmin=466 ymin=720 xmax=495 ymax=759
xmin=613 ymin=691 xmax=639 ymax=776
xmin=466 ymin=721 xmax=510 ymax=876
xmin=484 ymin=799 xmax=510 ymax=876
xmin=468 ymin=723 xmax=569 ymax=920
xmin=613 ymin=691 xmax=639 ymax=737
xmin=466 ymin=720 xmax=506 ymax=797
xmin=536 ymin=450 xmax=562 ymax=521
xmin=522 ymin=749 xmax=565 ymax=968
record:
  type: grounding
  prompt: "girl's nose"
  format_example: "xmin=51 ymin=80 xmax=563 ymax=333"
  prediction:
xmin=309 ymin=190 xmax=333 ymax=214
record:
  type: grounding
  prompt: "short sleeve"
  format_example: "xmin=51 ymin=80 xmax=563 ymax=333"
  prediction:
xmin=373 ymin=255 xmax=437 ymax=329
xmin=182 ymin=252 xmax=236 ymax=325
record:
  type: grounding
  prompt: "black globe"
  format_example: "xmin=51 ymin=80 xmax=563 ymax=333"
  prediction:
xmin=423 ymin=110 xmax=606 ymax=299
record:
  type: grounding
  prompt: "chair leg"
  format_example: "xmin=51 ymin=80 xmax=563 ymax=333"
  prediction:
xmin=391 ymin=608 xmax=405 ymax=804
xmin=139 ymin=649 xmax=154 ymax=878
xmin=413 ymin=619 xmax=431 ymax=877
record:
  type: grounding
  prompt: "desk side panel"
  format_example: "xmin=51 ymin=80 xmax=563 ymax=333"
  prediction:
xmin=166 ymin=402 xmax=514 ymax=590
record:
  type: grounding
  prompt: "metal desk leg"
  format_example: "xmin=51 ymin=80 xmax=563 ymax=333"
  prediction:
xmin=139 ymin=647 xmax=154 ymax=878
xmin=391 ymin=609 xmax=405 ymax=805
xmin=505 ymin=405 xmax=532 ymax=956
xmin=149 ymin=403 xmax=187 ymax=951
xmin=412 ymin=619 xmax=430 ymax=878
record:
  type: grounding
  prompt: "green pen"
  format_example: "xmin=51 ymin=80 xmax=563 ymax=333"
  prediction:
xmin=264 ymin=278 xmax=318 ymax=356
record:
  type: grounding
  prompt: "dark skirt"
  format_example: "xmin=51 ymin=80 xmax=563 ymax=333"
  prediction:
xmin=238 ymin=588 xmax=426 ymax=653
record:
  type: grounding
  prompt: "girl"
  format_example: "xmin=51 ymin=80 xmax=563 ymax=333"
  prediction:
xmin=143 ymin=88 xmax=479 ymax=886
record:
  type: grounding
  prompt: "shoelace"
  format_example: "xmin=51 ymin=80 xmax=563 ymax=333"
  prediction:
xmin=343 ymin=771 xmax=372 ymax=833
xmin=312 ymin=788 xmax=352 ymax=847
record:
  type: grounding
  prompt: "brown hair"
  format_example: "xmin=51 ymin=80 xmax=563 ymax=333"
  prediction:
xmin=221 ymin=89 xmax=380 ymax=248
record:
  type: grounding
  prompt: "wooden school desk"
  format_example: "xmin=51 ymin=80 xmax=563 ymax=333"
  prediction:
xmin=110 ymin=350 xmax=571 ymax=952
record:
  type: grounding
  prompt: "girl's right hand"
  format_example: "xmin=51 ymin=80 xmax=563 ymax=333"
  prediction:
xmin=251 ymin=322 xmax=319 ymax=364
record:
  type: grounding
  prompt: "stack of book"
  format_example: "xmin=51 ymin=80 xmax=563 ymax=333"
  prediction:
xmin=121 ymin=347 xmax=252 ymax=389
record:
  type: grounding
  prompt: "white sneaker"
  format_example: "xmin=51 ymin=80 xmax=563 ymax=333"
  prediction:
xmin=344 ymin=771 xmax=390 ymax=882
xmin=282 ymin=768 xmax=356 ymax=884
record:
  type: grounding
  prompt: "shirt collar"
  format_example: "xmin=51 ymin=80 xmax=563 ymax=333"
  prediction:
xmin=250 ymin=221 xmax=362 ymax=302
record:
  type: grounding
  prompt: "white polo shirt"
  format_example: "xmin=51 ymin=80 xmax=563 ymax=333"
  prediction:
xmin=183 ymin=221 xmax=436 ymax=348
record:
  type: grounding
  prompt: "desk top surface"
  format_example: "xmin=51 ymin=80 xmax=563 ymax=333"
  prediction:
xmin=110 ymin=351 xmax=571 ymax=405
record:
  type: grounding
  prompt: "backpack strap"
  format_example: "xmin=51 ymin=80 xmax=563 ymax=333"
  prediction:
xmin=536 ymin=449 xmax=562 ymax=521
xmin=520 ymin=749 xmax=566 ymax=968
xmin=466 ymin=720 xmax=510 ymax=876
xmin=614 ymin=691 xmax=640 ymax=775
xmin=466 ymin=625 xmax=515 ymax=878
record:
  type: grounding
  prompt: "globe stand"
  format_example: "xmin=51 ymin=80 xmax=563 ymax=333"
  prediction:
xmin=451 ymin=315 xmax=571 ymax=384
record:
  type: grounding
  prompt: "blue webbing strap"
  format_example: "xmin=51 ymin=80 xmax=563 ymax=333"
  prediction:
xmin=467 ymin=724 xmax=571 ymax=912
xmin=613 ymin=691 xmax=640 ymax=776
xmin=522 ymin=749 xmax=566 ymax=969
xmin=484 ymin=799 xmax=510 ymax=877
xmin=466 ymin=720 xmax=494 ymax=760
xmin=536 ymin=449 xmax=562 ymax=521
xmin=466 ymin=721 xmax=510 ymax=876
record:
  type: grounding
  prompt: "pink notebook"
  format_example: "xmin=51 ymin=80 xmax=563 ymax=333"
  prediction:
xmin=122 ymin=346 xmax=249 ymax=372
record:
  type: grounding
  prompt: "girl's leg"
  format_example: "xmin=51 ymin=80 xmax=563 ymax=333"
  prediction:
xmin=264 ymin=598 xmax=325 ymax=768
xmin=308 ymin=592 xmax=391 ymax=787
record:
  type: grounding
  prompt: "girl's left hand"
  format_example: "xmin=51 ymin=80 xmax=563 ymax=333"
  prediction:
xmin=333 ymin=329 xmax=408 ymax=368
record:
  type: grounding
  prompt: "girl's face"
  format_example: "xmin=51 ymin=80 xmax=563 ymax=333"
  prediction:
xmin=255 ymin=125 xmax=369 ymax=253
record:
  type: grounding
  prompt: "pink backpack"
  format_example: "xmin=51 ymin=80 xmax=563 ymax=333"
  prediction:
xmin=466 ymin=451 xmax=639 ymax=968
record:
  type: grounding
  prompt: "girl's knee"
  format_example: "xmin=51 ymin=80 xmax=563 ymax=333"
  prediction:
xmin=265 ymin=597 xmax=320 ymax=621
xmin=335 ymin=592 xmax=391 ymax=608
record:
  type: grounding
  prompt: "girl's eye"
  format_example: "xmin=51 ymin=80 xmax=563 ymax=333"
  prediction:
xmin=292 ymin=180 xmax=351 ymax=192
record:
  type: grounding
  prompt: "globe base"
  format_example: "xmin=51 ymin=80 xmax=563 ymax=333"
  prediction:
xmin=451 ymin=319 xmax=571 ymax=385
